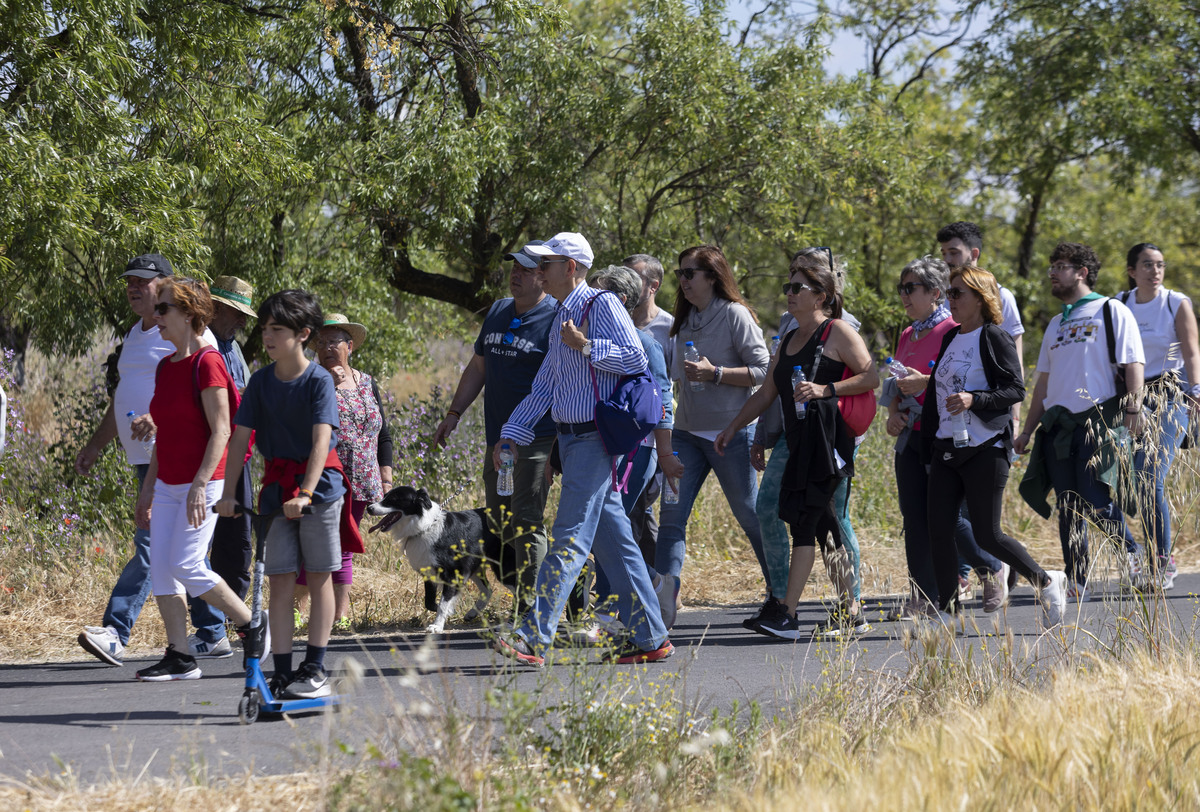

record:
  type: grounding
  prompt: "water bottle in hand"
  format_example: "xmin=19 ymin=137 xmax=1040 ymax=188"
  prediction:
xmin=791 ymin=366 xmax=807 ymax=420
xmin=770 ymin=335 xmax=781 ymax=357
xmin=884 ymin=356 xmax=909 ymax=379
xmin=497 ymin=444 xmax=515 ymax=496
xmin=684 ymin=342 xmax=704 ymax=392
xmin=126 ymin=411 xmax=154 ymax=456
xmin=949 ymin=401 xmax=969 ymax=448
xmin=663 ymin=452 xmax=681 ymax=504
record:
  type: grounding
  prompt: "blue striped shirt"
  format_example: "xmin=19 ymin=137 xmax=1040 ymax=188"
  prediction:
xmin=501 ymin=284 xmax=647 ymax=445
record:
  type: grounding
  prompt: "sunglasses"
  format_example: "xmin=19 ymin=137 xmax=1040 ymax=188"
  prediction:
xmin=152 ymin=302 xmax=179 ymax=315
xmin=538 ymin=257 xmax=569 ymax=268
xmin=676 ymin=267 xmax=706 ymax=280
xmin=896 ymin=282 xmax=928 ymax=296
xmin=945 ymin=287 xmax=969 ymax=300
xmin=782 ymin=282 xmax=816 ymax=295
xmin=502 ymin=317 xmax=522 ymax=345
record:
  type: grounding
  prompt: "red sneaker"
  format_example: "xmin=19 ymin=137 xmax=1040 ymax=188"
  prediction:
xmin=603 ymin=638 xmax=674 ymax=664
xmin=492 ymin=632 xmax=545 ymax=667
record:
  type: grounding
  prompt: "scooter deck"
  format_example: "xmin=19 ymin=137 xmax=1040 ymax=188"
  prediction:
xmin=245 ymin=659 xmax=342 ymax=715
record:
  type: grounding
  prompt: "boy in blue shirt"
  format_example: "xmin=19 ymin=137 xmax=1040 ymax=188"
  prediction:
xmin=216 ymin=289 xmax=355 ymax=699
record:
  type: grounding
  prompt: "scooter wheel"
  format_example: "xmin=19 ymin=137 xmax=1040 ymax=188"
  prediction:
xmin=238 ymin=695 xmax=260 ymax=725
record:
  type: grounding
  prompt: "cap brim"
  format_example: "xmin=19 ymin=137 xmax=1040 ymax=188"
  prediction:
xmin=503 ymin=252 xmax=539 ymax=268
xmin=121 ymin=269 xmax=161 ymax=279
xmin=523 ymin=244 xmax=557 ymax=258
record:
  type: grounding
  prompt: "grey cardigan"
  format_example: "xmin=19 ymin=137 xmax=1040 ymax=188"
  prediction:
xmin=671 ymin=298 xmax=770 ymax=432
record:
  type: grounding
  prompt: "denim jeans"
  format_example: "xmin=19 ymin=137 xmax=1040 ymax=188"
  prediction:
xmin=516 ymin=431 xmax=667 ymax=655
xmin=594 ymin=444 xmax=658 ymax=603
xmin=1133 ymin=394 xmax=1188 ymax=564
xmin=758 ymin=437 xmax=862 ymax=601
xmin=1043 ymin=422 xmax=1138 ymax=586
xmin=103 ymin=464 xmax=227 ymax=645
xmin=656 ymin=428 xmax=767 ymax=585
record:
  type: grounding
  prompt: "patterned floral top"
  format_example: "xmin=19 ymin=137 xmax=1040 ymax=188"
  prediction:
xmin=336 ymin=370 xmax=385 ymax=502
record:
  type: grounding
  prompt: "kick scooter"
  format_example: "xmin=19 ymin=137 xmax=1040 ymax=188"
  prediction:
xmin=216 ymin=503 xmax=345 ymax=724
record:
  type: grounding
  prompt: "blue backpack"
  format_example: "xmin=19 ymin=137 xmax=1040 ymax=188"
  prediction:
xmin=581 ymin=291 xmax=665 ymax=492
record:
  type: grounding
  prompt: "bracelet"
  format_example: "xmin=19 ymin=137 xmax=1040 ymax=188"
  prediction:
xmin=712 ymin=366 xmax=723 ymax=385
xmin=297 ymin=487 xmax=314 ymax=499
xmin=446 ymin=410 xmax=461 ymax=420
xmin=828 ymin=382 xmax=837 ymax=399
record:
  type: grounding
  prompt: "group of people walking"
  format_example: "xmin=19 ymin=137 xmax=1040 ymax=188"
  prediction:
xmin=73 ymin=218 xmax=1199 ymax=681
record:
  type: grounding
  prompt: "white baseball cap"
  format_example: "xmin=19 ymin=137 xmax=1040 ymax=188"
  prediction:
xmin=524 ymin=232 xmax=594 ymax=270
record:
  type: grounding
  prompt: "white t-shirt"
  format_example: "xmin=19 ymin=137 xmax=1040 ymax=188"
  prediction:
xmin=1118 ymin=288 xmax=1188 ymax=379
xmin=934 ymin=328 xmax=1000 ymax=447
xmin=643 ymin=308 xmax=675 ymax=371
xmin=1036 ymin=297 xmax=1144 ymax=415
xmin=112 ymin=321 xmax=216 ymax=465
xmin=998 ymin=286 xmax=1024 ymax=339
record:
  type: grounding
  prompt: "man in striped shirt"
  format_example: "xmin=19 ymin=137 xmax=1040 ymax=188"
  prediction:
xmin=491 ymin=232 xmax=673 ymax=667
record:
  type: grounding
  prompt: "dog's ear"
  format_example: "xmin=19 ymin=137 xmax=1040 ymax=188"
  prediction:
xmin=418 ymin=488 xmax=432 ymax=510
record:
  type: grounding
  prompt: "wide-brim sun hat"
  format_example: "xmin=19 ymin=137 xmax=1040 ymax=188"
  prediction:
xmin=209 ymin=275 xmax=257 ymax=317
xmin=321 ymin=313 xmax=367 ymax=347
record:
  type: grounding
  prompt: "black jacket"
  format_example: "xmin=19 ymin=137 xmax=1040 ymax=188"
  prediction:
xmin=920 ymin=323 xmax=1025 ymax=463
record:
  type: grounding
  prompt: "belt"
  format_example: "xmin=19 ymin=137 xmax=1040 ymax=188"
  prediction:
xmin=556 ymin=421 xmax=596 ymax=436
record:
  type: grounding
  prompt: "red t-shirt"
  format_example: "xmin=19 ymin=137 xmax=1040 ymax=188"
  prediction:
xmin=894 ymin=317 xmax=959 ymax=429
xmin=150 ymin=349 xmax=235 ymax=485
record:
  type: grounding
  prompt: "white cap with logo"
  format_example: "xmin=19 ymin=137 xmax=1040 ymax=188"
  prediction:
xmin=524 ymin=232 xmax=594 ymax=270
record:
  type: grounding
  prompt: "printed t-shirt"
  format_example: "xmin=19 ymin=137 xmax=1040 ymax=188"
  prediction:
xmin=933 ymin=328 xmax=1001 ymax=447
xmin=235 ymin=361 xmax=345 ymax=513
xmin=1036 ymin=297 xmax=1144 ymax=414
xmin=474 ymin=296 xmax=557 ymax=445
xmin=150 ymin=350 xmax=234 ymax=485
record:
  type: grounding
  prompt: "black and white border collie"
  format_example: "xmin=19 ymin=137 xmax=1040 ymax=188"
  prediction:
xmin=365 ymin=486 xmax=514 ymax=634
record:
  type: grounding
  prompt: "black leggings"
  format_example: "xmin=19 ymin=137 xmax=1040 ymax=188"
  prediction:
xmin=928 ymin=445 xmax=1047 ymax=611
xmin=788 ymin=477 xmax=844 ymax=552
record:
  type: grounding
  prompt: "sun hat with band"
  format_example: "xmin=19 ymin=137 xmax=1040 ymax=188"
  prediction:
xmin=322 ymin=313 xmax=367 ymax=347
xmin=209 ymin=275 xmax=257 ymax=317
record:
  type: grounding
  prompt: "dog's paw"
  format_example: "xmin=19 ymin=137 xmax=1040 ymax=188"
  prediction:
xmin=425 ymin=623 xmax=445 ymax=635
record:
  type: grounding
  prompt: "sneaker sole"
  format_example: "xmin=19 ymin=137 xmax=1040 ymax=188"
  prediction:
xmin=755 ymin=623 xmax=802 ymax=641
xmin=608 ymin=642 xmax=674 ymax=664
xmin=284 ymin=684 xmax=332 ymax=699
xmin=493 ymin=637 xmax=545 ymax=667
xmin=136 ymin=669 xmax=202 ymax=682
xmin=78 ymin=632 xmax=123 ymax=666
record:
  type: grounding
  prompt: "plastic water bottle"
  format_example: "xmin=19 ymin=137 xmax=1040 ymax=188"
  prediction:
xmin=884 ymin=356 xmax=909 ymax=379
xmin=948 ymin=390 xmax=969 ymax=447
xmin=791 ymin=366 xmax=807 ymax=420
xmin=126 ymin=410 xmax=154 ymax=456
xmin=497 ymin=444 xmax=515 ymax=496
xmin=684 ymin=342 xmax=704 ymax=391
xmin=769 ymin=335 xmax=781 ymax=357
xmin=663 ymin=452 xmax=681 ymax=504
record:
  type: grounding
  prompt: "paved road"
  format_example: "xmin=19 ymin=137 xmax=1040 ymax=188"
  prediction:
xmin=2 ymin=575 xmax=1196 ymax=781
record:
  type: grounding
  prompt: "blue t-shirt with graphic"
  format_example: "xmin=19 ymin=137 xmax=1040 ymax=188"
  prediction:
xmin=474 ymin=296 xmax=558 ymax=444
xmin=235 ymin=361 xmax=345 ymax=513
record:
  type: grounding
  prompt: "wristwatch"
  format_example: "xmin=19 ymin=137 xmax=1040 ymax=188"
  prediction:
xmin=581 ymin=339 xmax=592 ymax=357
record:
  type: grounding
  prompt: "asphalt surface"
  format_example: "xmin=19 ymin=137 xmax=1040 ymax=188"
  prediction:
xmin=3 ymin=574 xmax=1198 ymax=782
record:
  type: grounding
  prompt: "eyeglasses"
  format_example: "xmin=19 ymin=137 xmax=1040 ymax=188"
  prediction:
xmin=1048 ymin=263 xmax=1080 ymax=276
xmin=782 ymin=282 xmax=815 ymax=295
xmin=1138 ymin=261 xmax=1167 ymax=271
xmin=152 ymin=302 xmax=179 ymax=315
xmin=945 ymin=287 xmax=968 ymax=300
xmin=896 ymin=282 xmax=928 ymax=296
xmin=502 ymin=317 xmax=522 ymax=345
xmin=316 ymin=337 xmax=347 ymax=349
xmin=676 ymin=267 xmax=706 ymax=280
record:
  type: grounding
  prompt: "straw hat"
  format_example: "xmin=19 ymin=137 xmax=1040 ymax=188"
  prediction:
xmin=322 ymin=313 xmax=367 ymax=347
xmin=209 ymin=276 xmax=256 ymax=317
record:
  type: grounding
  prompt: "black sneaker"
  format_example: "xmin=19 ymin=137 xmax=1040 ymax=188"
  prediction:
xmin=136 ymin=645 xmax=201 ymax=682
xmin=742 ymin=595 xmax=783 ymax=630
xmin=283 ymin=661 xmax=331 ymax=699
xmin=267 ymin=671 xmax=291 ymax=700
xmin=753 ymin=610 xmax=802 ymax=640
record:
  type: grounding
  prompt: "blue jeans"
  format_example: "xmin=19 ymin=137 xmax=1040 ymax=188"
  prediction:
xmin=102 ymin=464 xmax=227 ymax=645
xmin=1043 ymin=422 xmax=1138 ymax=586
xmin=1133 ymin=394 xmax=1188 ymax=564
xmin=516 ymin=431 xmax=667 ymax=655
xmin=593 ymin=444 xmax=658 ymax=602
xmin=656 ymin=428 xmax=767 ymax=585
xmin=758 ymin=437 xmax=861 ymax=601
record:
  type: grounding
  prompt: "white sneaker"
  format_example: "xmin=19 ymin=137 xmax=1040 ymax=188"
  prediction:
xmin=187 ymin=634 xmax=233 ymax=659
xmin=1040 ymin=571 xmax=1068 ymax=627
xmin=654 ymin=574 xmax=679 ymax=630
xmin=982 ymin=563 xmax=1010 ymax=613
xmin=78 ymin=625 xmax=125 ymax=665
